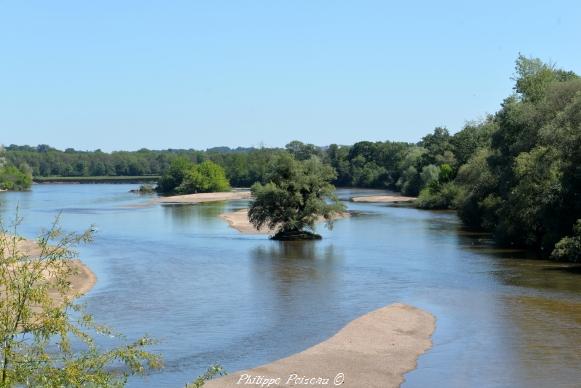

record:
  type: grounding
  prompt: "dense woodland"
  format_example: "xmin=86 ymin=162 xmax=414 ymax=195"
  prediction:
xmin=1 ymin=56 xmax=580 ymax=261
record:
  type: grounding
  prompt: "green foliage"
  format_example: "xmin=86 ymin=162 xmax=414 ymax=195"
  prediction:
xmin=551 ymin=220 xmax=581 ymax=262
xmin=438 ymin=164 xmax=454 ymax=183
xmin=513 ymin=54 xmax=578 ymax=103
xmin=249 ymin=154 xmax=345 ymax=236
xmin=157 ymin=158 xmax=194 ymax=193
xmin=454 ymin=149 xmax=498 ymax=228
xmin=0 ymin=217 xmax=161 ymax=387
xmin=157 ymin=159 xmax=230 ymax=194
xmin=419 ymin=127 xmax=456 ymax=166
xmin=185 ymin=364 xmax=226 ymax=388
xmin=416 ymin=182 xmax=460 ymax=210
xmin=451 ymin=56 xmax=581 ymax=259
xmin=420 ymin=164 xmax=440 ymax=187
xmin=450 ymin=118 xmax=496 ymax=165
xmin=285 ymin=140 xmax=322 ymax=161
xmin=0 ymin=165 xmax=32 ymax=191
xmin=175 ymin=161 xmax=231 ymax=194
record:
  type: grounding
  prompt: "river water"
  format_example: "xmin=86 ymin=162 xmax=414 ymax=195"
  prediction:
xmin=1 ymin=184 xmax=580 ymax=387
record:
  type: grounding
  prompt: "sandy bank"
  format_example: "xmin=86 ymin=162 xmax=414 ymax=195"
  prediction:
xmin=219 ymin=209 xmax=349 ymax=234
xmin=8 ymin=236 xmax=96 ymax=299
xmin=351 ymin=194 xmax=416 ymax=203
xmin=156 ymin=191 xmax=251 ymax=204
xmin=206 ymin=303 xmax=435 ymax=388
xmin=219 ymin=209 xmax=269 ymax=234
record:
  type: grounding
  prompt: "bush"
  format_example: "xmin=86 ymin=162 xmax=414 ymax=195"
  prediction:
xmin=416 ymin=182 xmax=460 ymax=210
xmin=0 ymin=217 xmax=161 ymax=386
xmin=175 ymin=161 xmax=230 ymax=194
xmin=0 ymin=164 xmax=32 ymax=191
xmin=551 ymin=220 xmax=581 ymax=262
xmin=157 ymin=159 xmax=230 ymax=194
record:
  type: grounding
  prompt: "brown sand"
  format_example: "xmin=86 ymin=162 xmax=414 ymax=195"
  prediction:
xmin=219 ymin=209 xmax=350 ymax=234
xmin=351 ymin=194 xmax=416 ymax=203
xmin=206 ymin=303 xmax=435 ymax=388
xmin=219 ymin=209 xmax=270 ymax=234
xmin=156 ymin=191 xmax=251 ymax=204
xmin=5 ymin=236 xmax=96 ymax=299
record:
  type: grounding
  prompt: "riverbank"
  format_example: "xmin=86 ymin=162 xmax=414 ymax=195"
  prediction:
xmin=156 ymin=191 xmax=251 ymax=204
xmin=351 ymin=194 xmax=416 ymax=203
xmin=9 ymin=236 xmax=96 ymax=299
xmin=206 ymin=303 xmax=435 ymax=388
xmin=219 ymin=208 xmax=349 ymax=234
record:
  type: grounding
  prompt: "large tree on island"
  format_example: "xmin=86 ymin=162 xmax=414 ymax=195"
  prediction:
xmin=248 ymin=154 xmax=346 ymax=240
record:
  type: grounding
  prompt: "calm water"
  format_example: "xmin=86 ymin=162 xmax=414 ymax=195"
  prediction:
xmin=1 ymin=184 xmax=580 ymax=387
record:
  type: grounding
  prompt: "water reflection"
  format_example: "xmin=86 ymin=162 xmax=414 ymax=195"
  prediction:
xmin=252 ymin=241 xmax=337 ymax=261
xmin=248 ymin=242 xmax=342 ymax=329
xmin=250 ymin=242 xmax=340 ymax=289
xmin=161 ymin=203 xmax=226 ymax=227
xmin=500 ymin=295 xmax=581 ymax=387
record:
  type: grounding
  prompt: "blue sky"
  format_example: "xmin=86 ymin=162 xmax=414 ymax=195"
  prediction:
xmin=1 ymin=1 xmax=579 ymax=151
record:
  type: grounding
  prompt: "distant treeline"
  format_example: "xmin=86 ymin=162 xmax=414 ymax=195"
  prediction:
xmin=4 ymin=134 xmax=474 ymax=193
xmin=2 ymin=55 xmax=580 ymax=261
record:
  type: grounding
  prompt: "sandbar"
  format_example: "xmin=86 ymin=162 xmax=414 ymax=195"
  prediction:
xmin=219 ymin=209 xmax=349 ymax=234
xmin=206 ymin=303 xmax=435 ymax=388
xmin=351 ymin=194 xmax=415 ymax=203
xmin=6 ymin=236 xmax=96 ymax=299
xmin=156 ymin=191 xmax=251 ymax=204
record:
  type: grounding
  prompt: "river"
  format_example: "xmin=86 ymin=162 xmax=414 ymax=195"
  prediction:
xmin=1 ymin=184 xmax=580 ymax=387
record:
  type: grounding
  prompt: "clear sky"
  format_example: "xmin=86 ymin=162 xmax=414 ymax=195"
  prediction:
xmin=1 ymin=1 xmax=579 ymax=151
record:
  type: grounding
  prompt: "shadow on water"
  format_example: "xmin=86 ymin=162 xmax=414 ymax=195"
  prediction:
xmin=543 ymin=265 xmax=581 ymax=275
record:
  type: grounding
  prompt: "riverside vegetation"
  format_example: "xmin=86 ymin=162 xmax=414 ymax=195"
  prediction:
xmin=0 ymin=217 xmax=226 ymax=387
xmin=0 ymin=218 xmax=161 ymax=386
xmin=2 ymin=55 xmax=580 ymax=260
xmin=0 ymin=146 xmax=32 ymax=191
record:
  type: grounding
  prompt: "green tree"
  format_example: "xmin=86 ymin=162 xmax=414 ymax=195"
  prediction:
xmin=396 ymin=147 xmax=426 ymax=196
xmin=420 ymin=164 xmax=440 ymax=187
xmin=451 ymin=118 xmax=496 ymax=166
xmin=513 ymin=54 xmax=577 ymax=103
xmin=551 ymin=220 xmax=581 ymax=262
xmin=285 ymin=140 xmax=321 ymax=161
xmin=157 ymin=158 xmax=195 ymax=194
xmin=0 ymin=165 xmax=32 ymax=191
xmin=176 ymin=161 xmax=231 ymax=194
xmin=248 ymin=154 xmax=345 ymax=240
